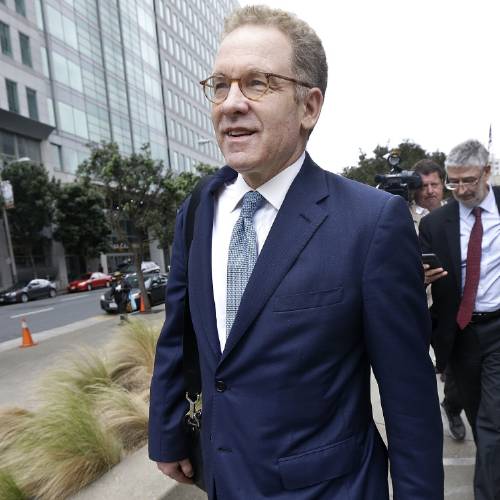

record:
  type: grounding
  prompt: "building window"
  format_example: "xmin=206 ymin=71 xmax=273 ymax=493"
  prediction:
xmin=15 ymin=0 xmax=26 ymax=17
xmin=6 ymin=79 xmax=19 ymax=113
xmin=26 ymin=88 xmax=38 ymax=120
xmin=49 ymin=143 xmax=63 ymax=170
xmin=19 ymin=33 xmax=32 ymax=67
xmin=0 ymin=21 xmax=12 ymax=57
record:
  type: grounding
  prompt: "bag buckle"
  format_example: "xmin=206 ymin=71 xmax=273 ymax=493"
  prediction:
xmin=185 ymin=392 xmax=202 ymax=430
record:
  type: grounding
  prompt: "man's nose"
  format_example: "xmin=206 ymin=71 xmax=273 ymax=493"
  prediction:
xmin=221 ymin=81 xmax=248 ymax=111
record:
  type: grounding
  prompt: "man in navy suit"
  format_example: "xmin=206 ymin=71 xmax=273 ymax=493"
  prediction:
xmin=149 ymin=5 xmax=443 ymax=499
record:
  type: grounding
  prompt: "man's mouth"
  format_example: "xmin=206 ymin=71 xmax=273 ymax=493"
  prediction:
xmin=225 ymin=129 xmax=255 ymax=137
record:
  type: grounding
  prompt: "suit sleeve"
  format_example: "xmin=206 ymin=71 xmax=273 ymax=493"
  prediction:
xmin=148 ymin=201 xmax=191 ymax=462
xmin=362 ymin=195 xmax=444 ymax=499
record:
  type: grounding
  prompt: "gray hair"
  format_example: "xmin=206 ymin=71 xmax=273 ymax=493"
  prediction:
xmin=222 ymin=5 xmax=328 ymax=100
xmin=445 ymin=139 xmax=490 ymax=170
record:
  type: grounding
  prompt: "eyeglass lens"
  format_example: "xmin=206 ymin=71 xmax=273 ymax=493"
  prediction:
xmin=204 ymin=72 xmax=270 ymax=103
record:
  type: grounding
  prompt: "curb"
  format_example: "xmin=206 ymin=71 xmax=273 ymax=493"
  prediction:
xmin=0 ymin=315 xmax=115 ymax=353
xmin=70 ymin=446 xmax=207 ymax=500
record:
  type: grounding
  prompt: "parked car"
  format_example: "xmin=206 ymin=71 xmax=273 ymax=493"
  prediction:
xmin=67 ymin=272 xmax=112 ymax=292
xmin=0 ymin=279 xmax=57 ymax=304
xmin=100 ymin=272 xmax=168 ymax=313
xmin=116 ymin=260 xmax=161 ymax=274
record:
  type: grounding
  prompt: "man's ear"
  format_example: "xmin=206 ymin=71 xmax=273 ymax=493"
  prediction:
xmin=300 ymin=88 xmax=324 ymax=133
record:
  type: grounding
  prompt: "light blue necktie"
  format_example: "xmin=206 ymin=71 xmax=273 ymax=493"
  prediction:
xmin=226 ymin=190 xmax=265 ymax=337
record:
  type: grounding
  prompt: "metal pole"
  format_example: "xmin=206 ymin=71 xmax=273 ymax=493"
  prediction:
xmin=2 ymin=206 xmax=17 ymax=283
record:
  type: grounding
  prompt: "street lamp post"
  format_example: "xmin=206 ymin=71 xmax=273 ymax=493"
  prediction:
xmin=0 ymin=157 xmax=30 ymax=285
xmin=2 ymin=204 xmax=17 ymax=283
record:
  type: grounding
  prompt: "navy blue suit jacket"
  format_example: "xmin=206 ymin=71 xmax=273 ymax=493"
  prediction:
xmin=149 ymin=155 xmax=444 ymax=499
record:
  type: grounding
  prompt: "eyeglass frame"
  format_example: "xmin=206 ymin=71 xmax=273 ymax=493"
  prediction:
xmin=199 ymin=71 xmax=314 ymax=104
xmin=444 ymin=168 xmax=486 ymax=191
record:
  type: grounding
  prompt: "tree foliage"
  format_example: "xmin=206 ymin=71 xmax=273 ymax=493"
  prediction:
xmin=53 ymin=180 xmax=111 ymax=263
xmin=341 ymin=141 xmax=446 ymax=187
xmin=77 ymin=143 xmax=218 ymax=310
xmin=1 ymin=161 xmax=55 ymax=277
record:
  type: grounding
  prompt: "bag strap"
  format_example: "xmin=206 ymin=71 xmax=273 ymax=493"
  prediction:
xmin=183 ymin=175 xmax=214 ymax=397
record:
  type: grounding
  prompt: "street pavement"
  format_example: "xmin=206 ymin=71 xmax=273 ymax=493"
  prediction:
xmin=0 ymin=312 xmax=475 ymax=499
xmin=0 ymin=287 xmax=106 ymax=342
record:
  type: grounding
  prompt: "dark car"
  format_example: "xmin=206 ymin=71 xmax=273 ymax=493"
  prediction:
xmin=100 ymin=272 xmax=168 ymax=313
xmin=0 ymin=279 xmax=57 ymax=304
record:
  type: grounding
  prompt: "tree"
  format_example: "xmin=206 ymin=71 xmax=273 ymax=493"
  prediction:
xmin=341 ymin=141 xmax=446 ymax=187
xmin=78 ymin=143 xmax=218 ymax=311
xmin=53 ymin=180 xmax=111 ymax=273
xmin=1 ymin=160 xmax=55 ymax=277
xmin=160 ymin=162 xmax=219 ymax=245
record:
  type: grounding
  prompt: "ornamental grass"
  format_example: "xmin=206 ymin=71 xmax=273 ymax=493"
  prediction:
xmin=0 ymin=470 xmax=27 ymax=500
xmin=2 ymin=385 xmax=122 ymax=499
xmin=95 ymin=385 xmax=149 ymax=451
xmin=0 ymin=318 xmax=161 ymax=499
xmin=107 ymin=318 xmax=160 ymax=392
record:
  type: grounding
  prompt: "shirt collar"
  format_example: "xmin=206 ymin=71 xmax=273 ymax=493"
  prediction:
xmin=459 ymin=183 xmax=496 ymax=218
xmin=413 ymin=203 xmax=429 ymax=215
xmin=227 ymin=152 xmax=305 ymax=213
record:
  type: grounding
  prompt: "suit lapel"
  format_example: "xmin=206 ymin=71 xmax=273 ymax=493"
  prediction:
xmin=494 ymin=186 xmax=500 ymax=211
xmin=221 ymin=155 xmax=329 ymax=362
xmin=189 ymin=167 xmax=236 ymax=358
xmin=443 ymin=201 xmax=461 ymax=294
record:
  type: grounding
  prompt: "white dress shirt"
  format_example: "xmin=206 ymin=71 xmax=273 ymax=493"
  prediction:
xmin=211 ymin=153 xmax=305 ymax=351
xmin=459 ymin=185 xmax=500 ymax=312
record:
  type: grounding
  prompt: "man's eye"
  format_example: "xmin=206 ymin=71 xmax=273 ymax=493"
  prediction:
xmin=246 ymin=78 xmax=267 ymax=88
xmin=213 ymin=80 xmax=229 ymax=91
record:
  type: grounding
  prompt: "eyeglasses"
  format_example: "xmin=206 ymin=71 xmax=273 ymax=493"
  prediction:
xmin=199 ymin=71 xmax=313 ymax=104
xmin=445 ymin=170 xmax=484 ymax=190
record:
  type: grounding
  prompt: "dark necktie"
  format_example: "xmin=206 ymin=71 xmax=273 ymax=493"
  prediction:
xmin=456 ymin=207 xmax=483 ymax=330
xmin=226 ymin=191 xmax=265 ymax=337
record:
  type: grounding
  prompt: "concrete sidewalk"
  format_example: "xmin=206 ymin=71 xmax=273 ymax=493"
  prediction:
xmin=0 ymin=312 xmax=475 ymax=499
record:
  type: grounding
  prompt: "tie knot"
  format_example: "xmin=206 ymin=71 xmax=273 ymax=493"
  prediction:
xmin=240 ymin=191 xmax=265 ymax=219
xmin=473 ymin=206 xmax=483 ymax=218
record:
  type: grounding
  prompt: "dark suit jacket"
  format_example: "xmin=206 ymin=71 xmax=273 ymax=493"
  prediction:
xmin=419 ymin=186 xmax=500 ymax=371
xmin=149 ymin=155 xmax=444 ymax=499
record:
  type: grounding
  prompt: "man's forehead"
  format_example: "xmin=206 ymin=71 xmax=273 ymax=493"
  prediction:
xmin=421 ymin=172 xmax=442 ymax=182
xmin=446 ymin=165 xmax=482 ymax=176
xmin=214 ymin=25 xmax=293 ymax=73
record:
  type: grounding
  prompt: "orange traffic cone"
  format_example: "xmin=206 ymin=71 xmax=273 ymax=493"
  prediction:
xmin=20 ymin=318 xmax=37 ymax=348
xmin=140 ymin=294 xmax=146 ymax=313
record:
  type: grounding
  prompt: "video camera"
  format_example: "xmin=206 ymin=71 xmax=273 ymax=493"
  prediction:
xmin=374 ymin=149 xmax=422 ymax=201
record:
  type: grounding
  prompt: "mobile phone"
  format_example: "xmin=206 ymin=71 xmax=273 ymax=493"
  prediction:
xmin=422 ymin=253 xmax=443 ymax=269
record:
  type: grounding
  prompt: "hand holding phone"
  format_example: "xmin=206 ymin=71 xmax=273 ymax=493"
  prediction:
xmin=422 ymin=253 xmax=443 ymax=270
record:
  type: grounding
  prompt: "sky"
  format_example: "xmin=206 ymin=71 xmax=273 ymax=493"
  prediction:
xmin=238 ymin=0 xmax=500 ymax=173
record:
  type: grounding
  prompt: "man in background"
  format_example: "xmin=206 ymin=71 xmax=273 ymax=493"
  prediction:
xmin=412 ymin=159 xmax=466 ymax=441
xmin=420 ymin=139 xmax=500 ymax=500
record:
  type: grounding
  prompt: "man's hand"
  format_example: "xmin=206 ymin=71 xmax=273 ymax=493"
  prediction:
xmin=423 ymin=263 xmax=447 ymax=285
xmin=156 ymin=459 xmax=194 ymax=484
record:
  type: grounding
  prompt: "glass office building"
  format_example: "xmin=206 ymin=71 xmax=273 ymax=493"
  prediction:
xmin=0 ymin=0 xmax=238 ymax=288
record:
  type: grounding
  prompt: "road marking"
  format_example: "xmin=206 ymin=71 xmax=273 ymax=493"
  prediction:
xmin=443 ymin=457 xmax=475 ymax=466
xmin=10 ymin=307 xmax=54 ymax=319
xmin=60 ymin=294 xmax=90 ymax=302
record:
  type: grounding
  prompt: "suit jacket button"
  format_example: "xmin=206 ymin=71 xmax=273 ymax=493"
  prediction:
xmin=215 ymin=380 xmax=226 ymax=392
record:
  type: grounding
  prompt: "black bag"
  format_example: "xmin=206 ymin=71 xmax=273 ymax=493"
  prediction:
xmin=182 ymin=175 xmax=213 ymax=492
